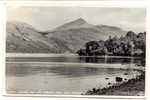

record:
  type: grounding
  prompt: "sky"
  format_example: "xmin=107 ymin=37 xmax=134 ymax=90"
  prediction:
xmin=7 ymin=7 xmax=146 ymax=32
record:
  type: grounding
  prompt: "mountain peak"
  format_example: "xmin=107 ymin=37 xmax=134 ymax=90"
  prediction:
xmin=74 ymin=18 xmax=87 ymax=23
xmin=70 ymin=18 xmax=87 ymax=25
xmin=51 ymin=18 xmax=90 ymax=31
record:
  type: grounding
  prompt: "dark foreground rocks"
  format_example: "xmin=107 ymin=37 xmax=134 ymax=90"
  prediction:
xmin=85 ymin=71 xmax=145 ymax=96
xmin=116 ymin=77 xmax=123 ymax=82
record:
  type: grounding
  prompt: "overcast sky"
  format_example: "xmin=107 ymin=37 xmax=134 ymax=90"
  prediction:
xmin=7 ymin=7 xmax=146 ymax=32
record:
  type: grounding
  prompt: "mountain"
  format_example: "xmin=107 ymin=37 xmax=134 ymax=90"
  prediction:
xmin=45 ymin=18 xmax=126 ymax=52
xmin=6 ymin=21 xmax=57 ymax=53
xmin=6 ymin=18 xmax=126 ymax=53
xmin=51 ymin=18 xmax=94 ymax=31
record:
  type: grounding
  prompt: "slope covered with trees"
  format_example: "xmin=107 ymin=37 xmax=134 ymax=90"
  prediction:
xmin=77 ymin=31 xmax=146 ymax=57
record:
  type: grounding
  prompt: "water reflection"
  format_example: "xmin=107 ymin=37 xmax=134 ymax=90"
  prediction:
xmin=79 ymin=56 xmax=145 ymax=66
xmin=7 ymin=63 xmax=130 ymax=78
xmin=6 ymin=56 xmax=143 ymax=94
xmin=6 ymin=56 xmax=145 ymax=66
xmin=6 ymin=56 xmax=145 ymax=78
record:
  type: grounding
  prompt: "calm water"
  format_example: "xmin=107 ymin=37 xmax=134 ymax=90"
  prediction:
xmin=6 ymin=55 xmax=144 ymax=95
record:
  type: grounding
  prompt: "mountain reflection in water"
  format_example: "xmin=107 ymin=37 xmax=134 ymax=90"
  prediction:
xmin=6 ymin=56 xmax=144 ymax=94
xmin=6 ymin=56 xmax=145 ymax=66
xmin=7 ymin=63 xmax=130 ymax=78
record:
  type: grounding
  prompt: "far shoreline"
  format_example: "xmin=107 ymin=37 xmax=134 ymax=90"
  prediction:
xmin=6 ymin=53 xmax=144 ymax=58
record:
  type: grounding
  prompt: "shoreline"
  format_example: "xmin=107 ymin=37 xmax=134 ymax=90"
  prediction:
xmin=6 ymin=53 xmax=144 ymax=58
xmin=84 ymin=71 xmax=145 ymax=96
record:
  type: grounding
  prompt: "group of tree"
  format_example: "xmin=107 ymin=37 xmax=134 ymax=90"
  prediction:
xmin=76 ymin=31 xmax=146 ymax=57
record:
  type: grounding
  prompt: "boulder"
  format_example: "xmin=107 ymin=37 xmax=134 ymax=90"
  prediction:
xmin=116 ymin=77 xmax=123 ymax=82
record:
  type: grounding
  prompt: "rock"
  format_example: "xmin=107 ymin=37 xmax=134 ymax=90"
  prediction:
xmin=108 ymin=82 xmax=111 ymax=85
xmin=105 ymin=78 xmax=109 ymax=80
xmin=124 ymin=73 xmax=128 ymax=75
xmin=116 ymin=77 xmax=123 ymax=82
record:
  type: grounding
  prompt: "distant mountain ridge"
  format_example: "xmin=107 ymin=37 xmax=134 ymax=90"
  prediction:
xmin=6 ymin=18 xmax=127 ymax=53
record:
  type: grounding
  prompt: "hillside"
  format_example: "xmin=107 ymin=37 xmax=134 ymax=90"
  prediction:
xmin=6 ymin=21 xmax=57 ymax=53
xmin=6 ymin=18 xmax=126 ymax=53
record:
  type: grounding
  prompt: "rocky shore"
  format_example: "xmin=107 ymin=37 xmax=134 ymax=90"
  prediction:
xmin=85 ymin=71 xmax=145 ymax=96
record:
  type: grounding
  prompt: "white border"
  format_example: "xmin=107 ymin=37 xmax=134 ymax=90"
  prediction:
xmin=0 ymin=1 xmax=149 ymax=99
xmin=3 ymin=1 xmax=148 ymax=7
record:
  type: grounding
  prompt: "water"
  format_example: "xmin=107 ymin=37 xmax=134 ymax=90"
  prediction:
xmin=6 ymin=55 xmax=144 ymax=95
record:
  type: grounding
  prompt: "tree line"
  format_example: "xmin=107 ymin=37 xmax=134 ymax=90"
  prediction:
xmin=76 ymin=31 xmax=146 ymax=57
